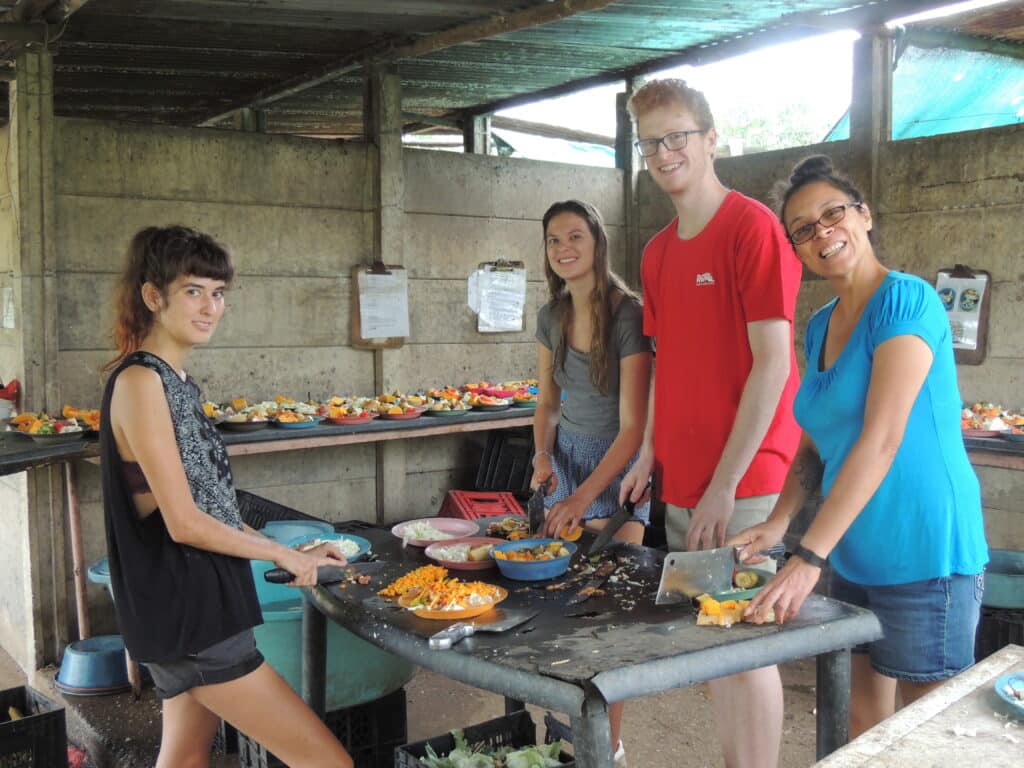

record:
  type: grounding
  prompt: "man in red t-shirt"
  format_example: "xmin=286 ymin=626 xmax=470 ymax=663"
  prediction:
xmin=621 ymin=80 xmax=802 ymax=768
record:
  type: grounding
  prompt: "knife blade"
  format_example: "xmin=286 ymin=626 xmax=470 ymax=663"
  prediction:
xmin=587 ymin=499 xmax=635 ymax=556
xmin=527 ymin=476 xmax=551 ymax=535
xmin=428 ymin=608 xmax=539 ymax=649
xmin=654 ymin=544 xmax=786 ymax=605
xmin=263 ymin=562 xmax=387 ymax=586
xmin=565 ymin=560 xmax=616 ymax=606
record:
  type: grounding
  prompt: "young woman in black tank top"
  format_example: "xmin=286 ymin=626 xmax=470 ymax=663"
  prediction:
xmin=101 ymin=226 xmax=352 ymax=768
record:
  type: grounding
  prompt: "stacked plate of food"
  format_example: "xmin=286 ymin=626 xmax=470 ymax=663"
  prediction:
xmin=424 ymin=537 xmax=504 ymax=570
xmin=391 ymin=517 xmax=478 ymax=547
xmin=378 ymin=564 xmax=506 ymax=620
xmin=11 ymin=411 xmax=92 ymax=444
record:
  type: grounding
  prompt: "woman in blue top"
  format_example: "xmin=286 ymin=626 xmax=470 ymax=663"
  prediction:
xmin=731 ymin=156 xmax=987 ymax=737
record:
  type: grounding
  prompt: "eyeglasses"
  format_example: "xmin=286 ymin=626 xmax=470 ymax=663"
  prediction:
xmin=633 ymin=129 xmax=708 ymax=158
xmin=787 ymin=203 xmax=863 ymax=245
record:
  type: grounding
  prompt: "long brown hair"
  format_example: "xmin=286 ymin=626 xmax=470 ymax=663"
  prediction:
xmin=542 ymin=200 xmax=639 ymax=395
xmin=104 ymin=226 xmax=234 ymax=372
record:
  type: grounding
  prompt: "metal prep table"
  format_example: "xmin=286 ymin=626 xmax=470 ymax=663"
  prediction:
xmin=299 ymin=525 xmax=883 ymax=768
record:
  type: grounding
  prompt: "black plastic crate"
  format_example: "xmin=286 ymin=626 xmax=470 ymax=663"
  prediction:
xmin=474 ymin=429 xmax=534 ymax=499
xmin=0 ymin=686 xmax=67 ymax=768
xmin=395 ymin=710 xmax=575 ymax=768
xmin=976 ymin=606 xmax=1024 ymax=661
xmin=235 ymin=489 xmax=332 ymax=530
xmin=238 ymin=687 xmax=407 ymax=768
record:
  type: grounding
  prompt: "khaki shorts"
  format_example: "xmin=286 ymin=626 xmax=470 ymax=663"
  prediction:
xmin=666 ymin=494 xmax=779 ymax=573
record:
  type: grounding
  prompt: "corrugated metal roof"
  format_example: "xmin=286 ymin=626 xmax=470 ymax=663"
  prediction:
xmin=1 ymin=0 xmax=1020 ymax=136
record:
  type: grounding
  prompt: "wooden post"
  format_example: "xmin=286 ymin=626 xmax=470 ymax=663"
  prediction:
xmin=849 ymin=27 xmax=894 ymax=203
xmin=11 ymin=47 xmax=67 ymax=668
xmin=363 ymin=64 xmax=407 ymax=524
xmin=463 ymin=114 xmax=492 ymax=155
xmin=616 ymin=80 xmax=642 ymax=289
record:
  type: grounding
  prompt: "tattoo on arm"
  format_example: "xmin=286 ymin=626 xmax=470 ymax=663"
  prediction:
xmin=794 ymin=449 xmax=824 ymax=495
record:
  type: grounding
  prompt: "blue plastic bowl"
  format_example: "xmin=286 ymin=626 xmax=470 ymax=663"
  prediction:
xmin=491 ymin=538 xmax=577 ymax=581
xmin=259 ymin=519 xmax=334 ymax=543
xmin=285 ymin=532 xmax=371 ymax=562
xmin=56 ymin=635 xmax=131 ymax=695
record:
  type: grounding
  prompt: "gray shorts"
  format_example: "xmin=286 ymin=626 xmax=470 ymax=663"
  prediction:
xmin=666 ymin=495 xmax=780 ymax=573
xmin=144 ymin=628 xmax=264 ymax=699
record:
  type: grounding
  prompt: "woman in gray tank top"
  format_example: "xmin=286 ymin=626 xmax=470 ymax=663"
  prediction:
xmin=530 ymin=200 xmax=653 ymax=767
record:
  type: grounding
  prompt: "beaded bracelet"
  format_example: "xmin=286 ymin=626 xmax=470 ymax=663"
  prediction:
xmin=793 ymin=543 xmax=827 ymax=569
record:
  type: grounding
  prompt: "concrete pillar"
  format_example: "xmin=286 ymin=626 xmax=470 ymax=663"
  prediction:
xmin=849 ymin=27 xmax=894 ymax=202
xmin=5 ymin=48 xmax=68 ymax=671
xmin=363 ymin=64 xmax=408 ymax=523
xmin=616 ymin=80 xmax=642 ymax=289
xmin=463 ymin=114 xmax=492 ymax=155
xmin=231 ymin=107 xmax=267 ymax=133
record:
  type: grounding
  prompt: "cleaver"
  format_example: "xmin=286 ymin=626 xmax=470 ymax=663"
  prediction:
xmin=654 ymin=544 xmax=785 ymax=605
xmin=428 ymin=608 xmax=539 ymax=650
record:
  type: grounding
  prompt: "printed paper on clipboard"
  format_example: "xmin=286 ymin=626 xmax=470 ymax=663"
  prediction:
xmin=357 ymin=267 xmax=409 ymax=339
xmin=467 ymin=261 xmax=526 ymax=333
xmin=935 ymin=268 xmax=988 ymax=351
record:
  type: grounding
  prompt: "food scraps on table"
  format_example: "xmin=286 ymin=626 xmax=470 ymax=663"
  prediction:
xmin=696 ymin=594 xmax=775 ymax=627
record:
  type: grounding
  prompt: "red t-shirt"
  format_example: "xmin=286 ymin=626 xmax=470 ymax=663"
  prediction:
xmin=641 ymin=190 xmax=802 ymax=507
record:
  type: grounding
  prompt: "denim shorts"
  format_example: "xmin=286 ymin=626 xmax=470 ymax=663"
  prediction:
xmin=830 ymin=570 xmax=984 ymax=682
xmin=144 ymin=628 xmax=264 ymax=699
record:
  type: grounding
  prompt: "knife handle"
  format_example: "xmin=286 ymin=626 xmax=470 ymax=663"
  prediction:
xmin=264 ymin=567 xmax=294 ymax=583
xmin=428 ymin=623 xmax=476 ymax=650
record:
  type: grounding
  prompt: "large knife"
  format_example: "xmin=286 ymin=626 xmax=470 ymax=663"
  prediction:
xmin=565 ymin=560 xmax=616 ymax=606
xmin=428 ymin=608 xmax=539 ymax=649
xmin=655 ymin=544 xmax=785 ymax=605
xmin=527 ymin=476 xmax=551 ymax=535
xmin=263 ymin=562 xmax=387 ymax=586
xmin=587 ymin=498 xmax=636 ymax=556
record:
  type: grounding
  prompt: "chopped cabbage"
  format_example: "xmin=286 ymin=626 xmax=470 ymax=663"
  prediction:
xmin=419 ymin=729 xmax=563 ymax=768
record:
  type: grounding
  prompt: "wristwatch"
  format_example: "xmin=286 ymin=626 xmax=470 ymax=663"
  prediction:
xmin=793 ymin=543 xmax=827 ymax=569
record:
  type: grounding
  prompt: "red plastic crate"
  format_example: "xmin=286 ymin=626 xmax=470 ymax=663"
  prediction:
xmin=439 ymin=491 xmax=523 ymax=520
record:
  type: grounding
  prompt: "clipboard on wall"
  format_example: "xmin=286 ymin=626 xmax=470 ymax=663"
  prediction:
xmin=935 ymin=264 xmax=990 ymax=365
xmin=351 ymin=262 xmax=408 ymax=350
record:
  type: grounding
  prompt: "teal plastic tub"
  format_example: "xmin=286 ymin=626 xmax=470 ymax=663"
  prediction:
xmin=984 ymin=549 xmax=1024 ymax=609
xmin=251 ymin=560 xmax=415 ymax=710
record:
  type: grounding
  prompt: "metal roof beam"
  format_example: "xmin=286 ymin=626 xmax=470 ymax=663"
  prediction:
xmin=490 ymin=116 xmax=615 ymax=147
xmin=197 ymin=0 xmax=618 ymax=127
xmin=0 ymin=21 xmax=46 ymax=43
xmin=465 ymin=0 xmax=960 ymax=118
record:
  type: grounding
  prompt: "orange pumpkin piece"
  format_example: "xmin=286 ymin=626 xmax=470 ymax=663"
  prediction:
xmin=62 ymin=405 xmax=79 ymax=419
xmin=11 ymin=413 xmax=36 ymax=425
xmin=230 ymin=398 xmax=248 ymax=411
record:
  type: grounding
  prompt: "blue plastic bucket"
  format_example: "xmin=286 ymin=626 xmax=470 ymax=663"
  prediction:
xmin=251 ymin=559 xmax=415 ymax=710
xmin=259 ymin=519 xmax=334 ymax=543
xmin=56 ymin=635 xmax=131 ymax=695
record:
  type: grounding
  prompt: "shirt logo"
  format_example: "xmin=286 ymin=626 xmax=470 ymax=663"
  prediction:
xmin=695 ymin=272 xmax=716 ymax=286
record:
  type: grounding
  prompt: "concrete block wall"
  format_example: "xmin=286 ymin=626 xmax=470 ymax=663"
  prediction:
xmin=47 ymin=122 xmax=623 ymax=634
xmin=877 ymin=124 xmax=1024 ymax=550
xmin=636 ymin=130 xmax=1023 ymax=550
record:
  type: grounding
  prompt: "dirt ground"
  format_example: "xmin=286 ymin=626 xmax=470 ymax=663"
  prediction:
xmin=404 ymin=659 xmax=820 ymax=767
xmin=16 ymin=648 xmax=819 ymax=767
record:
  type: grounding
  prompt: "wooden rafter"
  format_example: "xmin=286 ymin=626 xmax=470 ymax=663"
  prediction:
xmin=197 ymin=0 xmax=619 ymax=127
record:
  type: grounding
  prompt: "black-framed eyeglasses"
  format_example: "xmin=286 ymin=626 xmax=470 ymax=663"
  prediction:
xmin=787 ymin=203 xmax=863 ymax=245
xmin=633 ymin=129 xmax=708 ymax=158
